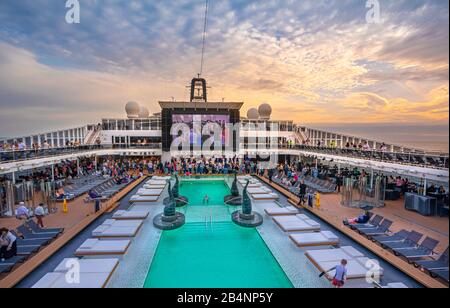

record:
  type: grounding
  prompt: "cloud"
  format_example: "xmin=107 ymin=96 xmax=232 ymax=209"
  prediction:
xmin=0 ymin=0 xmax=448 ymax=138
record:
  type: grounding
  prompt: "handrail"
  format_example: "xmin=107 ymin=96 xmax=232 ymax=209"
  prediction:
xmin=0 ymin=144 xmax=162 ymax=163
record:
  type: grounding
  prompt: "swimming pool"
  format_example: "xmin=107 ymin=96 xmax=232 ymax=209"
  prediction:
xmin=144 ymin=178 xmax=293 ymax=288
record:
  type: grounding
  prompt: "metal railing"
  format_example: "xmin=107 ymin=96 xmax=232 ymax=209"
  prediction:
xmin=295 ymin=145 xmax=449 ymax=169
xmin=0 ymin=144 xmax=162 ymax=163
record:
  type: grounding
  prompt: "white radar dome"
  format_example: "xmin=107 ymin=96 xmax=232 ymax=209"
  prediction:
xmin=125 ymin=101 xmax=140 ymax=119
xmin=247 ymin=108 xmax=260 ymax=120
xmin=258 ymin=103 xmax=272 ymax=120
xmin=138 ymin=106 xmax=150 ymax=118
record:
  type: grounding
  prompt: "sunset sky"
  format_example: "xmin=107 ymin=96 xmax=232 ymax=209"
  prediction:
xmin=0 ymin=0 xmax=448 ymax=148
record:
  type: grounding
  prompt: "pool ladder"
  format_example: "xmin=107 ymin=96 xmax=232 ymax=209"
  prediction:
xmin=205 ymin=215 xmax=213 ymax=231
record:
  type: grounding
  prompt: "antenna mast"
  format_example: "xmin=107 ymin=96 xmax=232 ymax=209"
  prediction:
xmin=199 ymin=0 xmax=209 ymax=77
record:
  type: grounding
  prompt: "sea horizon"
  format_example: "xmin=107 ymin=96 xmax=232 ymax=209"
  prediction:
xmin=306 ymin=123 xmax=449 ymax=153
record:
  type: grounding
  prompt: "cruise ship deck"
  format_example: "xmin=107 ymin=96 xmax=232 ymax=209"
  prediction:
xmin=0 ymin=0 xmax=448 ymax=292
xmin=0 ymin=91 xmax=448 ymax=288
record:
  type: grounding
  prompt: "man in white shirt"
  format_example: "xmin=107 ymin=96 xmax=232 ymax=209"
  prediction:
xmin=16 ymin=202 xmax=30 ymax=220
xmin=34 ymin=203 xmax=46 ymax=228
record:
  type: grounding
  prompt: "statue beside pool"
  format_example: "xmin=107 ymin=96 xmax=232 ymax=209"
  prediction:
xmin=231 ymin=180 xmax=263 ymax=227
xmin=224 ymin=173 xmax=243 ymax=206
xmin=163 ymin=175 xmax=189 ymax=207
xmin=154 ymin=180 xmax=186 ymax=230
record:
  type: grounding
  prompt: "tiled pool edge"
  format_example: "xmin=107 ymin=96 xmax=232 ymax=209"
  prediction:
xmin=253 ymin=204 xmax=330 ymax=288
xmin=107 ymin=204 xmax=165 ymax=288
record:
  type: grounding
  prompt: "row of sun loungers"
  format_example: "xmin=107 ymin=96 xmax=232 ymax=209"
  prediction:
xmin=57 ymin=175 xmax=110 ymax=201
xmin=347 ymin=214 xmax=449 ymax=283
xmin=0 ymin=221 xmax=64 ymax=274
xmin=237 ymin=176 xmax=279 ymax=201
xmin=302 ymin=176 xmax=337 ymax=193
xmin=129 ymin=176 xmax=169 ymax=203
xmin=261 ymin=202 xmax=399 ymax=286
xmin=85 ymin=177 xmax=137 ymax=202
xmin=263 ymin=202 xmax=340 ymax=247
xmin=271 ymin=171 xmax=336 ymax=194
xmin=32 ymin=201 xmax=151 ymax=287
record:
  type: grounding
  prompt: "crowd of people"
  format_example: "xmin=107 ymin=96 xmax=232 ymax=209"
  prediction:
xmin=267 ymin=159 xmax=448 ymax=200
xmin=145 ymin=157 xmax=259 ymax=176
xmin=305 ymin=139 xmax=390 ymax=152
xmin=0 ymin=139 xmax=86 ymax=152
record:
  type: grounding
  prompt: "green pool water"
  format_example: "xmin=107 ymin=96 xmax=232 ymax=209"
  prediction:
xmin=179 ymin=179 xmax=231 ymax=206
xmin=144 ymin=178 xmax=293 ymax=288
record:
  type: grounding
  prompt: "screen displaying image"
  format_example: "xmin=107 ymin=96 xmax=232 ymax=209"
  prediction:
xmin=172 ymin=114 xmax=230 ymax=146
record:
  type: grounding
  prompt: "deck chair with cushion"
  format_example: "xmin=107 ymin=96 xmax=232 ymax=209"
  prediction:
xmin=430 ymin=269 xmax=449 ymax=283
xmin=17 ymin=245 xmax=41 ymax=256
xmin=26 ymin=220 xmax=64 ymax=235
xmin=393 ymin=237 xmax=440 ymax=261
xmin=382 ymin=231 xmax=423 ymax=251
xmin=359 ymin=219 xmax=393 ymax=237
xmin=16 ymin=237 xmax=49 ymax=248
xmin=416 ymin=247 xmax=449 ymax=272
xmin=0 ymin=256 xmax=27 ymax=273
xmin=11 ymin=230 xmax=52 ymax=246
xmin=372 ymin=230 xmax=410 ymax=244
xmin=350 ymin=215 xmax=383 ymax=231
xmin=16 ymin=225 xmax=57 ymax=241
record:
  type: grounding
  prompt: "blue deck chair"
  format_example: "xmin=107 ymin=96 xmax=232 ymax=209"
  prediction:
xmin=382 ymin=231 xmax=423 ymax=251
xmin=416 ymin=247 xmax=449 ymax=271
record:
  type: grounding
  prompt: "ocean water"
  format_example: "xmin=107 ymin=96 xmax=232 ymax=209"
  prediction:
xmin=307 ymin=124 xmax=449 ymax=153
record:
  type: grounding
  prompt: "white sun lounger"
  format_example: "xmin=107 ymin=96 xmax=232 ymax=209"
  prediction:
xmin=247 ymin=187 xmax=272 ymax=194
xmin=143 ymin=184 xmax=167 ymax=189
xmin=137 ymin=188 xmax=164 ymax=196
xmin=289 ymin=231 xmax=340 ymax=247
xmin=151 ymin=176 xmax=172 ymax=180
xmin=92 ymin=220 xmax=143 ymax=238
xmin=75 ymin=239 xmax=131 ymax=256
xmin=130 ymin=195 xmax=160 ymax=203
xmin=32 ymin=272 xmax=113 ymax=289
xmin=32 ymin=258 xmax=119 ymax=288
xmin=251 ymin=193 xmax=279 ymax=200
xmin=92 ymin=226 xmax=141 ymax=238
xmin=273 ymin=214 xmax=320 ymax=232
xmin=305 ymin=246 xmax=384 ymax=280
xmin=264 ymin=205 xmax=299 ymax=216
xmin=113 ymin=210 xmax=149 ymax=220
xmin=238 ymin=179 xmax=259 ymax=184
xmin=146 ymin=180 xmax=167 ymax=185
xmin=102 ymin=219 xmax=143 ymax=228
